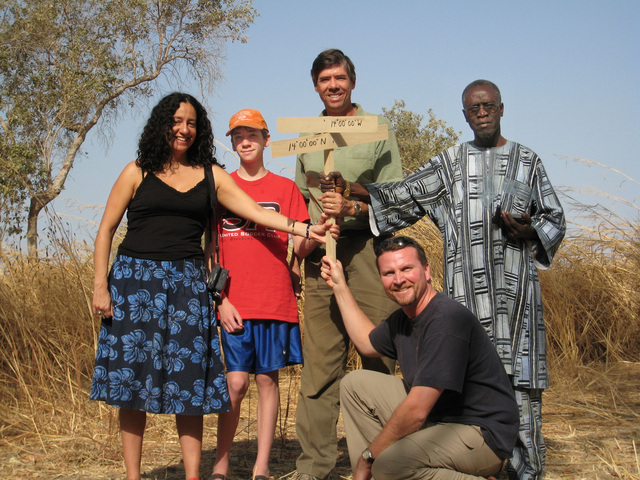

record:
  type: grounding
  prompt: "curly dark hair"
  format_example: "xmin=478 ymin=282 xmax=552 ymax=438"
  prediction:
xmin=136 ymin=92 xmax=219 ymax=173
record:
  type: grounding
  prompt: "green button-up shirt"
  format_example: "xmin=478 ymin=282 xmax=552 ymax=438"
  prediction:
xmin=295 ymin=103 xmax=403 ymax=232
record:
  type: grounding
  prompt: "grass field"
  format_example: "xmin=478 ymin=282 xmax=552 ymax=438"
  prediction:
xmin=1 ymin=172 xmax=638 ymax=479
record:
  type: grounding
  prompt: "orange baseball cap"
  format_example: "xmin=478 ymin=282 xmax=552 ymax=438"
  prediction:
xmin=226 ymin=109 xmax=269 ymax=136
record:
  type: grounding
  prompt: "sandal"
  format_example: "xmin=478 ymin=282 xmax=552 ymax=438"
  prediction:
xmin=209 ymin=475 xmax=227 ymax=480
xmin=252 ymin=476 xmax=270 ymax=480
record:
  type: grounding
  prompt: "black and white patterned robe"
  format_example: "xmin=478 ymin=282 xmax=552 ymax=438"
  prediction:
xmin=368 ymin=141 xmax=566 ymax=389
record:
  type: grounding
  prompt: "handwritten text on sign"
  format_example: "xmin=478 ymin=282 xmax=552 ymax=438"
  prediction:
xmin=270 ymin=124 xmax=389 ymax=158
xmin=277 ymin=115 xmax=378 ymax=134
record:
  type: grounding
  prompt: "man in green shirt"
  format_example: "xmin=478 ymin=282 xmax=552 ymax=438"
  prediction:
xmin=293 ymin=48 xmax=403 ymax=480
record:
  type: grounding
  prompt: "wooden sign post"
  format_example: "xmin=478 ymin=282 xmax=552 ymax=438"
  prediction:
xmin=271 ymin=116 xmax=388 ymax=260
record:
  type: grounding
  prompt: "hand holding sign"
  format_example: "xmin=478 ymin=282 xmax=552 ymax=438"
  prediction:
xmin=271 ymin=116 xmax=387 ymax=259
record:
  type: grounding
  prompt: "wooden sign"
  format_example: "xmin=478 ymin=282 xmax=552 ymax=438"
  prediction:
xmin=270 ymin=124 xmax=388 ymax=158
xmin=273 ymin=116 xmax=388 ymax=259
xmin=277 ymin=115 xmax=378 ymax=134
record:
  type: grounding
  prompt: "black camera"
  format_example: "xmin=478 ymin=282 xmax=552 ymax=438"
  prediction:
xmin=207 ymin=264 xmax=229 ymax=301
xmin=492 ymin=205 xmax=526 ymax=229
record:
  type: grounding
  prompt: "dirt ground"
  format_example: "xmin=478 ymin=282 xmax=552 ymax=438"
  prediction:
xmin=1 ymin=362 xmax=638 ymax=480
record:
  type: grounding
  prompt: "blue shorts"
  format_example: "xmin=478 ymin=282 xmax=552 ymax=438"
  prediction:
xmin=221 ymin=320 xmax=303 ymax=374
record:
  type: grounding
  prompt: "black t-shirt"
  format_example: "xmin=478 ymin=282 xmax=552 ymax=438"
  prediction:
xmin=369 ymin=292 xmax=519 ymax=459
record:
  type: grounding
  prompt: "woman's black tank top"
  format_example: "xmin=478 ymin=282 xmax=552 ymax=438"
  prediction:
xmin=118 ymin=173 xmax=209 ymax=260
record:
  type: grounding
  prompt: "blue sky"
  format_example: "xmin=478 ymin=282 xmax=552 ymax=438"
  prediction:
xmin=59 ymin=0 xmax=640 ymax=236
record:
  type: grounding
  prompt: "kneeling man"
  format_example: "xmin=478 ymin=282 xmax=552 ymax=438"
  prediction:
xmin=320 ymin=236 xmax=519 ymax=480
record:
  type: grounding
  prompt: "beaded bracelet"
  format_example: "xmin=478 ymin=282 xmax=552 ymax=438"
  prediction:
xmin=305 ymin=223 xmax=311 ymax=239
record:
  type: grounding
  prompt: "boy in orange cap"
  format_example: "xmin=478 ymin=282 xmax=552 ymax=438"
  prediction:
xmin=209 ymin=109 xmax=336 ymax=480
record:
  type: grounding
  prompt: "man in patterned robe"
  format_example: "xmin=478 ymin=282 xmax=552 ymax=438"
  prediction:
xmin=323 ymin=80 xmax=565 ymax=480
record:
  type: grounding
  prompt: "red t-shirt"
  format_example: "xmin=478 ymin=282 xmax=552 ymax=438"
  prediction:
xmin=218 ymin=171 xmax=310 ymax=323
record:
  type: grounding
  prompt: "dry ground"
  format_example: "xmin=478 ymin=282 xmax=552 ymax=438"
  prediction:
xmin=1 ymin=361 xmax=639 ymax=480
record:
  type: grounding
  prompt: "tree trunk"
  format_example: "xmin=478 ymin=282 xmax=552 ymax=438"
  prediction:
xmin=26 ymin=131 xmax=89 ymax=257
xmin=26 ymin=197 xmax=42 ymax=257
xmin=26 ymin=191 xmax=57 ymax=258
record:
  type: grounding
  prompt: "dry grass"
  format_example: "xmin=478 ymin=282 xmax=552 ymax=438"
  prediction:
xmin=543 ymin=361 xmax=640 ymax=479
xmin=1 ymin=163 xmax=639 ymax=479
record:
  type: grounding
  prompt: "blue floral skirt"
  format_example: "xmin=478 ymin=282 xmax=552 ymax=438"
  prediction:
xmin=90 ymin=254 xmax=230 ymax=415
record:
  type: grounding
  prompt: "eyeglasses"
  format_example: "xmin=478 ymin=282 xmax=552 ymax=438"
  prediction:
xmin=464 ymin=102 xmax=499 ymax=115
xmin=375 ymin=236 xmax=419 ymax=256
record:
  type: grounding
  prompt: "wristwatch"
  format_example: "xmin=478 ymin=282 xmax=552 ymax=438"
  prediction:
xmin=353 ymin=200 xmax=362 ymax=216
xmin=361 ymin=448 xmax=375 ymax=464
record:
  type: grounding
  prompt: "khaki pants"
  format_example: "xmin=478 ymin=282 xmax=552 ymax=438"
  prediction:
xmin=341 ymin=370 xmax=504 ymax=480
xmin=295 ymin=234 xmax=396 ymax=479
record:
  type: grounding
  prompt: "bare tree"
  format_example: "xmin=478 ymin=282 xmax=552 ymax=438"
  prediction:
xmin=0 ymin=0 xmax=257 ymax=255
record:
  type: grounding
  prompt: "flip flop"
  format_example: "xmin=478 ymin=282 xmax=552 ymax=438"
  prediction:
xmin=252 ymin=476 xmax=270 ymax=480
xmin=209 ymin=475 xmax=227 ymax=480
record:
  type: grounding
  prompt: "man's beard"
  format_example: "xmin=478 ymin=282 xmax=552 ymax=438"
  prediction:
xmin=388 ymin=286 xmax=418 ymax=307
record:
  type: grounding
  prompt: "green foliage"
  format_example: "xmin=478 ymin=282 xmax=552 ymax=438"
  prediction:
xmin=0 ymin=0 xmax=257 ymax=254
xmin=382 ymin=100 xmax=461 ymax=175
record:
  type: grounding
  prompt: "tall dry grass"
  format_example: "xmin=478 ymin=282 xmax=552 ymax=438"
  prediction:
xmin=0 ymin=160 xmax=639 ymax=478
xmin=0 ymin=233 xmax=119 ymax=471
xmin=0 ymin=245 xmax=91 ymax=421
xmin=541 ymin=158 xmax=640 ymax=367
xmin=542 ymin=217 xmax=640 ymax=366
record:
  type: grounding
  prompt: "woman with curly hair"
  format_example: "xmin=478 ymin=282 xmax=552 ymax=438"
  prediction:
xmin=89 ymin=93 xmax=331 ymax=480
